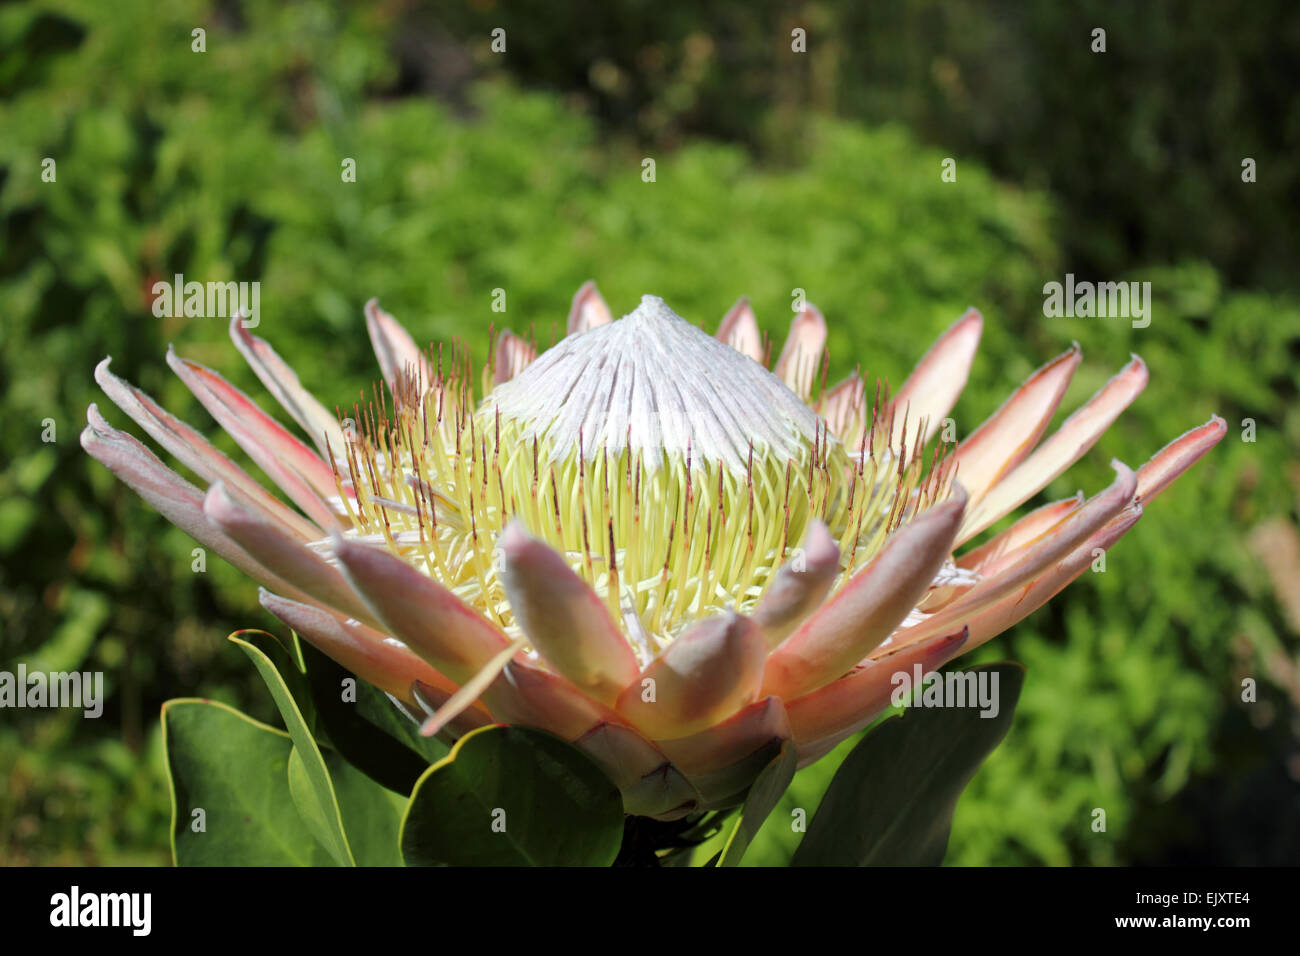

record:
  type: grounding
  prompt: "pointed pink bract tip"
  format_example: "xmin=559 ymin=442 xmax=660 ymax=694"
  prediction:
xmin=499 ymin=518 xmax=532 ymax=554
xmin=201 ymin=481 xmax=237 ymax=519
xmin=801 ymin=519 xmax=840 ymax=566
xmin=946 ymin=481 xmax=969 ymax=509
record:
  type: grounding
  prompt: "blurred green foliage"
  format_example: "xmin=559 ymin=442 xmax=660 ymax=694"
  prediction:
xmin=436 ymin=0 xmax=1300 ymax=295
xmin=1 ymin=0 xmax=1297 ymax=865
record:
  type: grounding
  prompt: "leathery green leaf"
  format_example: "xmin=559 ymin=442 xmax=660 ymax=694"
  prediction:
xmin=715 ymin=740 xmax=798 ymax=866
xmin=232 ymin=631 xmax=354 ymax=866
xmin=298 ymin=640 xmax=447 ymax=796
xmin=400 ymin=725 xmax=624 ymax=866
xmin=162 ymin=698 xmax=333 ymax=866
xmin=792 ymin=662 xmax=1025 ymax=866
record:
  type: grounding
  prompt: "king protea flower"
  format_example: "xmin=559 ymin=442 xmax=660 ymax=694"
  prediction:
xmin=83 ymin=284 xmax=1223 ymax=819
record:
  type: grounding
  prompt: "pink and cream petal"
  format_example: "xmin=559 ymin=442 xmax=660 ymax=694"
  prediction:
xmin=486 ymin=660 xmax=619 ymax=738
xmin=1135 ymin=415 xmax=1228 ymax=503
xmin=939 ymin=418 xmax=1223 ymax=657
xmin=493 ymin=329 xmax=536 ymax=385
xmin=81 ymin=408 xmax=307 ymax=601
xmin=655 ymin=696 xmax=791 ymax=807
xmin=414 ymin=637 xmax=527 ymax=737
xmin=940 ymin=418 xmax=1222 ymax=657
xmin=951 ymin=344 xmax=1082 ymax=504
xmin=499 ymin=521 xmax=640 ymax=704
xmin=959 ymin=505 xmax=1144 ymax=655
xmin=166 ymin=348 xmax=340 ymax=529
xmin=958 ymin=355 xmax=1148 ymax=543
xmin=958 ymin=492 xmax=1084 ymax=572
xmin=716 ymin=297 xmax=763 ymax=363
xmin=229 ymin=317 xmax=347 ymax=457
xmin=819 ymin=372 xmax=865 ymax=441
xmin=567 ymin=280 xmax=613 ymax=335
xmin=762 ymin=486 xmax=967 ymax=700
xmin=204 ymin=483 xmax=379 ymax=628
xmin=95 ymin=358 xmax=321 ymax=542
xmin=963 ymin=461 xmax=1135 ymax=583
xmin=891 ymin=308 xmax=983 ymax=449
xmin=331 ymin=535 xmax=511 ymax=684
xmin=409 ymin=682 xmax=495 ymax=736
xmin=257 ymin=588 xmax=463 ymax=707
xmin=774 ymin=304 xmax=827 ymax=400
xmin=885 ymin=461 xmax=1136 ymax=651
xmin=751 ymin=519 xmax=842 ymax=648
xmin=616 ymin=612 xmax=767 ymax=740
xmin=786 ymin=627 xmax=969 ymax=758
xmin=364 ymin=299 xmax=433 ymax=394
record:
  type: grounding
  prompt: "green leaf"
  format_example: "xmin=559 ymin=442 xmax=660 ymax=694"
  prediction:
xmin=739 ymin=729 xmax=861 ymax=866
xmin=231 ymin=632 xmax=354 ymax=866
xmin=792 ymin=662 xmax=1025 ymax=866
xmin=695 ymin=736 xmax=787 ymax=811
xmin=400 ymin=725 xmax=624 ymax=866
xmin=286 ymin=747 xmax=344 ymax=863
xmin=327 ymin=750 xmax=407 ymax=866
xmin=716 ymin=740 xmax=798 ymax=866
xmin=298 ymin=640 xmax=447 ymax=795
xmin=231 ymin=628 xmax=315 ymax=731
xmin=162 ymin=698 xmax=333 ymax=866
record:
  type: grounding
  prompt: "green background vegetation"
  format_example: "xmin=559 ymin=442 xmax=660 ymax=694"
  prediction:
xmin=2 ymin=0 xmax=1297 ymax=865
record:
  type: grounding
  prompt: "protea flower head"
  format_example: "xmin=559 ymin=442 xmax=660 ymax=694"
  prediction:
xmin=83 ymin=283 xmax=1224 ymax=820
